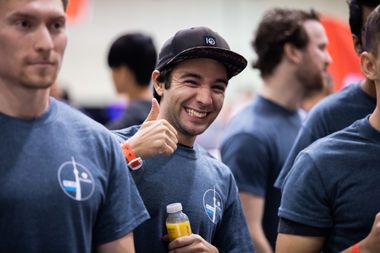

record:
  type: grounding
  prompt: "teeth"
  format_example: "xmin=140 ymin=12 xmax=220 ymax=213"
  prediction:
xmin=186 ymin=108 xmax=207 ymax=118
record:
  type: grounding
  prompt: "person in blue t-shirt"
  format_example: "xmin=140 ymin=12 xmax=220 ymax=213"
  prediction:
xmin=275 ymin=0 xmax=379 ymax=190
xmin=220 ymin=8 xmax=331 ymax=252
xmin=0 ymin=1 xmax=149 ymax=252
xmin=106 ymin=32 xmax=157 ymax=130
xmin=114 ymin=26 xmax=255 ymax=253
xmin=277 ymin=6 xmax=380 ymax=252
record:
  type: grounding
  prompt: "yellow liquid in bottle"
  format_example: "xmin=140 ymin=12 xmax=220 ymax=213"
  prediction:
xmin=166 ymin=220 xmax=192 ymax=241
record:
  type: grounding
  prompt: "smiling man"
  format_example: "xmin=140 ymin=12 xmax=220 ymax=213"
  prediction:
xmin=114 ymin=26 xmax=255 ymax=253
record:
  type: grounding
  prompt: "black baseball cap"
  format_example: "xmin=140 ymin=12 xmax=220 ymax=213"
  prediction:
xmin=156 ymin=26 xmax=247 ymax=79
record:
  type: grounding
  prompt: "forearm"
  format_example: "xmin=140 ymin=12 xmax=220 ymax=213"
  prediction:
xmin=249 ymin=225 xmax=272 ymax=253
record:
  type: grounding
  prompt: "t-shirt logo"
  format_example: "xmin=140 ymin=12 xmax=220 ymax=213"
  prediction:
xmin=57 ymin=157 xmax=95 ymax=201
xmin=203 ymin=185 xmax=223 ymax=224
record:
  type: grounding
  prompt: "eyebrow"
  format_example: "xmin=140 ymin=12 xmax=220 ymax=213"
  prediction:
xmin=9 ymin=11 xmax=65 ymax=21
xmin=179 ymin=72 xmax=228 ymax=84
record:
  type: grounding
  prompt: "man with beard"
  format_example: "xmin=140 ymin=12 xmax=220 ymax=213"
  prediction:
xmin=220 ymin=8 xmax=331 ymax=253
xmin=114 ymin=26 xmax=254 ymax=253
xmin=275 ymin=0 xmax=379 ymax=191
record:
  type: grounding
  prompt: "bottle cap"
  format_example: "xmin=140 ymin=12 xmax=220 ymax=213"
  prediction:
xmin=166 ymin=203 xmax=183 ymax=213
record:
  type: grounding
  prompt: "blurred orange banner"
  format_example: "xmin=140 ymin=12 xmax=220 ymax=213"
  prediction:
xmin=66 ymin=0 xmax=89 ymax=24
xmin=321 ymin=15 xmax=363 ymax=91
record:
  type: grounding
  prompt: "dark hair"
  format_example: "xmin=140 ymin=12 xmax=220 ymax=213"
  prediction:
xmin=252 ymin=8 xmax=320 ymax=77
xmin=62 ymin=0 xmax=68 ymax=11
xmin=153 ymin=68 xmax=172 ymax=103
xmin=362 ymin=5 xmax=380 ymax=55
xmin=348 ymin=0 xmax=380 ymax=52
xmin=107 ymin=33 xmax=157 ymax=86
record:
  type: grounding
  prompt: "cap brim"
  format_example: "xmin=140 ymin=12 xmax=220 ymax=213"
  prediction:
xmin=158 ymin=46 xmax=247 ymax=78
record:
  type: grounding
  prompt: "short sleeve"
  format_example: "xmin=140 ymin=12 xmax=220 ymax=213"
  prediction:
xmin=221 ymin=133 xmax=270 ymax=197
xmin=278 ymin=152 xmax=332 ymax=229
xmin=93 ymin=137 xmax=149 ymax=245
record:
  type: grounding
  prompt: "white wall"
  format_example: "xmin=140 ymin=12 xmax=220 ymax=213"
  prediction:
xmin=60 ymin=0 xmax=349 ymax=106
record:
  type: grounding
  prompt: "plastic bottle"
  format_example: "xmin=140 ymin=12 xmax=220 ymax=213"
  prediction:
xmin=166 ymin=202 xmax=192 ymax=241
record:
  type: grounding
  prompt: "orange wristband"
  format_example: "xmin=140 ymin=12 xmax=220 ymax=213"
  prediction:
xmin=121 ymin=142 xmax=136 ymax=162
xmin=352 ymin=243 xmax=359 ymax=253
xmin=120 ymin=141 xmax=143 ymax=171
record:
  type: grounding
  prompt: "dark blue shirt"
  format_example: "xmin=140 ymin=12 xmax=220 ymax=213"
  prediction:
xmin=279 ymin=117 xmax=380 ymax=252
xmin=220 ymin=95 xmax=301 ymax=248
xmin=114 ymin=126 xmax=255 ymax=253
xmin=0 ymin=98 xmax=149 ymax=253
xmin=275 ymin=84 xmax=376 ymax=189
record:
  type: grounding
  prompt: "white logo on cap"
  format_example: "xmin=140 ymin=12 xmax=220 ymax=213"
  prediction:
xmin=205 ymin=36 xmax=216 ymax=46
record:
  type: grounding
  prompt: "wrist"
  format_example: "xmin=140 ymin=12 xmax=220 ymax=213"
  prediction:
xmin=125 ymin=135 xmax=143 ymax=158
xmin=120 ymin=141 xmax=143 ymax=171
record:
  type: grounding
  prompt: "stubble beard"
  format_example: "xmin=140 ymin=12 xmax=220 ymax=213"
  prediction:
xmin=296 ymin=66 xmax=325 ymax=96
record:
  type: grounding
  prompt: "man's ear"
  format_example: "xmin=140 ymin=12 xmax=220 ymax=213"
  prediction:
xmin=283 ymin=43 xmax=303 ymax=64
xmin=352 ymin=34 xmax=363 ymax=54
xmin=361 ymin=51 xmax=377 ymax=81
xmin=151 ymin=70 xmax=164 ymax=97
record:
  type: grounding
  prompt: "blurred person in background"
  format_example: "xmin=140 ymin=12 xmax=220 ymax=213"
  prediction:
xmin=220 ymin=8 xmax=331 ymax=253
xmin=275 ymin=0 xmax=379 ymax=190
xmin=300 ymin=72 xmax=334 ymax=112
xmin=106 ymin=32 xmax=156 ymax=130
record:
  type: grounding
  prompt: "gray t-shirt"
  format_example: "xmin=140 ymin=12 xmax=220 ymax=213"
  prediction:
xmin=0 ymin=98 xmax=149 ymax=252
xmin=114 ymin=126 xmax=255 ymax=253
xmin=220 ymin=95 xmax=302 ymax=248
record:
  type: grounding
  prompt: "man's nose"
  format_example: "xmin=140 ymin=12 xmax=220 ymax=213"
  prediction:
xmin=34 ymin=26 xmax=54 ymax=52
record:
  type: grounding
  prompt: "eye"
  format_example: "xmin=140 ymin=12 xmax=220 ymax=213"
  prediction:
xmin=183 ymin=79 xmax=198 ymax=86
xmin=50 ymin=20 xmax=66 ymax=32
xmin=212 ymin=84 xmax=226 ymax=94
xmin=15 ymin=19 xmax=32 ymax=30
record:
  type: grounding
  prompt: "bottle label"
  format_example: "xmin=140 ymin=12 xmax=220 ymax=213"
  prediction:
xmin=166 ymin=221 xmax=192 ymax=241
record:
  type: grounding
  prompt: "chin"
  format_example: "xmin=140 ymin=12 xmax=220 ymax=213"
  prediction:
xmin=22 ymin=80 xmax=55 ymax=90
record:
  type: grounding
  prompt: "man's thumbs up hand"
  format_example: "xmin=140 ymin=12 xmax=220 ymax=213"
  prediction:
xmin=125 ymin=98 xmax=178 ymax=159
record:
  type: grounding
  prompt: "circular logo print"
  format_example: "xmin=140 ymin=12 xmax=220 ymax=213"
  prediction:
xmin=57 ymin=157 xmax=95 ymax=201
xmin=202 ymin=186 xmax=223 ymax=224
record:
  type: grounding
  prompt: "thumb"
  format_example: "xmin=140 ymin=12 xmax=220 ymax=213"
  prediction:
xmin=144 ymin=98 xmax=160 ymax=122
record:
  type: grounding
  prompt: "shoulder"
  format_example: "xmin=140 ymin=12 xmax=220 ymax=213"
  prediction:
xmin=300 ymin=119 xmax=364 ymax=169
xmin=112 ymin=125 xmax=140 ymax=142
xmin=306 ymin=84 xmax=373 ymax=121
xmin=222 ymin=103 xmax=274 ymax=146
xmin=54 ymin=99 xmax=112 ymax=136
xmin=195 ymin=145 xmax=234 ymax=178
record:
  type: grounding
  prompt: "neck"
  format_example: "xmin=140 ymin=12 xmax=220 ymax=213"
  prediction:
xmin=360 ymin=78 xmax=377 ymax=98
xmin=369 ymin=82 xmax=380 ymax=131
xmin=177 ymin=133 xmax=196 ymax=148
xmin=0 ymin=84 xmax=50 ymax=118
xmin=127 ymin=84 xmax=152 ymax=101
xmin=260 ymin=67 xmax=303 ymax=110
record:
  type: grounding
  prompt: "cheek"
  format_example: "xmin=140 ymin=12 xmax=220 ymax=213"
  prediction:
xmin=212 ymin=93 xmax=225 ymax=110
xmin=54 ymin=34 xmax=68 ymax=55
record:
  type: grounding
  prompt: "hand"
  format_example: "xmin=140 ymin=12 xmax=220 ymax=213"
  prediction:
xmin=126 ymin=98 xmax=177 ymax=159
xmin=168 ymin=234 xmax=219 ymax=253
